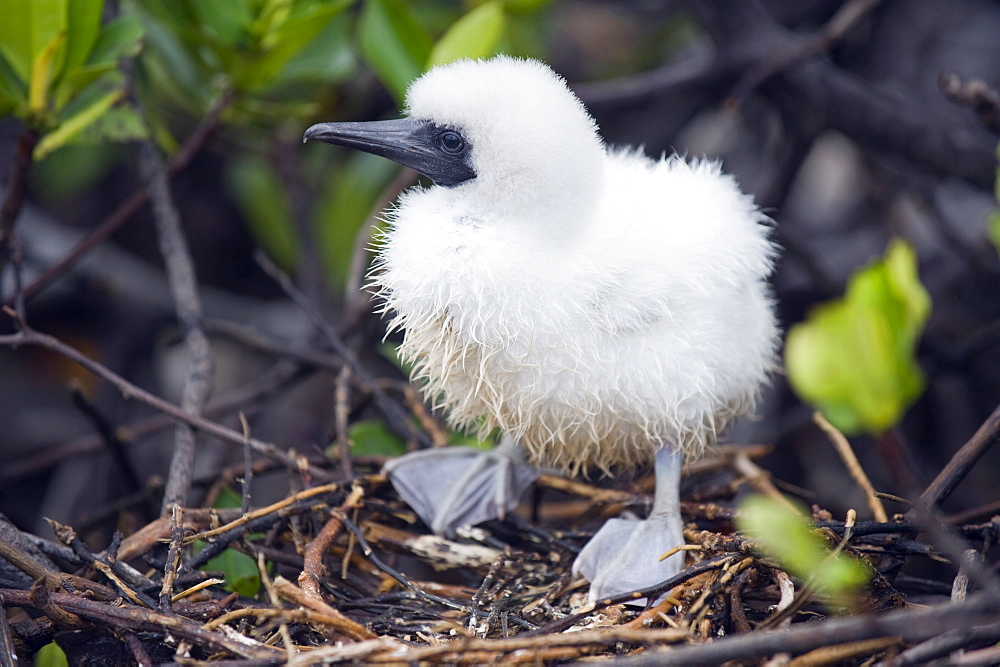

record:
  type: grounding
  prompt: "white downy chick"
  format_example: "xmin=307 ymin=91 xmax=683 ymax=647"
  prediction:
xmin=305 ymin=55 xmax=780 ymax=602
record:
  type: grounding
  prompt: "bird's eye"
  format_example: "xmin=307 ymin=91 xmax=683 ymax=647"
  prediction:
xmin=439 ymin=131 xmax=465 ymax=154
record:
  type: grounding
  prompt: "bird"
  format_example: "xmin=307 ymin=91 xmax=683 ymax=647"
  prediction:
xmin=304 ymin=55 xmax=779 ymax=602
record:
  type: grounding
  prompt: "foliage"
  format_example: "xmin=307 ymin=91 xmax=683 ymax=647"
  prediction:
xmin=737 ymin=495 xmax=870 ymax=598
xmin=33 ymin=641 xmax=69 ymax=667
xmin=785 ymin=239 xmax=931 ymax=435
xmin=0 ymin=0 xmax=145 ymax=158
xmin=195 ymin=488 xmax=261 ymax=598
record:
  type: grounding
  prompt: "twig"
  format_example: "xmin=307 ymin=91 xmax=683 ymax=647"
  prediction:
xmin=15 ymin=89 xmax=235 ymax=306
xmin=731 ymin=451 xmax=801 ymax=514
xmin=0 ymin=320 xmax=325 ymax=478
xmin=47 ymin=521 xmax=156 ymax=608
xmin=238 ymin=413 xmax=254 ymax=515
xmin=334 ymin=366 xmax=354 ymax=477
xmin=1 ymin=587 xmax=279 ymax=660
xmin=525 ymin=555 xmax=734 ymax=636
xmin=728 ymin=0 xmax=885 ymax=103
xmin=789 ymin=636 xmax=901 ymax=666
xmin=610 ymin=593 xmax=1000 ymax=665
xmin=136 ymin=135 xmax=215 ymax=514
xmin=813 ymin=412 xmax=889 ymax=522
xmin=298 ymin=485 xmax=363 ymax=600
xmin=0 ymin=129 xmax=38 ymax=283
xmin=939 ymin=74 xmax=1000 ymax=134
xmin=256 ymin=552 xmax=295 ymax=659
xmin=119 ymin=631 xmax=153 ymax=667
xmin=255 ymin=251 xmax=429 ymax=447
xmin=272 ymin=576 xmax=375 ymax=641
xmin=0 ymin=593 xmax=17 ymax=667
xmin=920 ymin=400 xmax=1000 ymax=508
xmin=2 ymin=356 xmax=311 ymax=483
xmin=159 ymin=505 xmax=185 ymax=611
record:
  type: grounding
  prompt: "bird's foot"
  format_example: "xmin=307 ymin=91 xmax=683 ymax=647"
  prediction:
xmin=572 ymin=511 xmax=685 ymax=605
xmin=383 ymin=438 xmax=538 ymax=538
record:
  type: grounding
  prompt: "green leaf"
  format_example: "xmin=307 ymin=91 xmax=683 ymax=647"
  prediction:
xmin=187 ymin=0 xmax=255 ymax=48
xmin=268 ymin=12 xmax=355 ymax=88
xmin=0 ymin=0 xmax=68 ymax=83
xmin=75 ymin=104 xmax=147 ymax=143
xmin=29 ymin=30 xmax=66 ymax=115
xmin=347 ymin=420 xmax=407 ymax=457
xmin=248 ymin=0 xmax=294 ymax=48
xmin=63 ymin=0 xmax=103 ymax=73
xmin=426 ymin=1 xmax=505 ymax=69
xmin=239 ymin=0 xmax=350 ymax=91
xmin=85 ymin=14 xmax=145 ymax=65
xmin=136 ymin=7 xmax=211 ymax=110
xmin=34 ymin=86 xmax=123 ymax=159
xmin=358 ymin=0 xmax=432 ymax=103
xmin=193 ymin=487 xmax=261 ymax=598
xmin=0 ymin=52 xmax=25 ymax=111
xmin=34 ymin=641 xmax=69 ymax=667
xmin=225 ymin=155 xmax=298 ymax=270
xmin=785 ymin=239 xmax=930 ymax=435
xmin=738 ymin=495 xmax=870 ymax=597
xmin=204 ymin=546 xmax=261 ymax=597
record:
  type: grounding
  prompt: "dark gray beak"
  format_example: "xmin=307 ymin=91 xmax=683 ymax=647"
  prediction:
xmin=304 ymin=118 xmax=476 ymax=187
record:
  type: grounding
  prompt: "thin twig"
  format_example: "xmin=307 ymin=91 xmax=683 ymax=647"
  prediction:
xmin=15 ymin=89 xmax=235 ymax=306
xmin=920 ymin=400 xmax=1000 ymax=508
xmin=0 ymin=129 xmax=38 ymax=284
xmin=813 ymin=412 xmax=889 ymax=522
xmin=137 ymin=134 xmax=215 ymax=514
xmin=0 ymin=319 xmax=324 ymax=478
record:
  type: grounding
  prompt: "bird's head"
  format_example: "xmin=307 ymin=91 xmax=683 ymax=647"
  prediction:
xmin=305 ymin=56 xmax=606 ymax=223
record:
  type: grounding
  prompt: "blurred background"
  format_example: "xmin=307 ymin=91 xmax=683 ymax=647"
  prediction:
xmin=0 ymin=0 xmax=997 ymax=551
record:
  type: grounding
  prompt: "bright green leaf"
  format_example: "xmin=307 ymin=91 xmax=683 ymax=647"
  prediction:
xmin=347 ymin=420 xmax=407 ymax=457
xmin=225 ymin=155 xmax=298 ymax=270
xmin=192 ymin=487 xmax=260 ymax=598
xmin=239 ymin=0 xmax=350 ymax=91
xmin=34 ymin=87 xmax=123 ymax=159
xmin=29 ymin=30 xmax=66 ymax=115
xmin=738 ymin=495 xmax=870 ymax=597
xmin=359 ymin=0 xmax=432 ymax=103
xmin=34 ymin=641 xmax=69 ymax=667
xmin=249 ymin=0 xmax=294 ymax=48
xmin=63 ymin=0 xmax=103 ymax=73
xmin=785 ymin=239 xmax=930 ymax=435
xmin=75 ymin=104 xmax=147 ymax=143
xmin=203 ymin=546 xmax=261 ymax=597
xmin=427 ymin=1 xmax=505 ymax=69
xmin=0 ymin=0 xmax=68 ymax=83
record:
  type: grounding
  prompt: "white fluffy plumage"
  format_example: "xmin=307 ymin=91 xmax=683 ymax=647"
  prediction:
xmin=368 ymin=56 xmax=779 ymax=474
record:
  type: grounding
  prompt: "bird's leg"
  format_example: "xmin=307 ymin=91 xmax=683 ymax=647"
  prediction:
xmin=572 ymin=447 xmax=685 ymax=604
xmin=383 ymin=433 xmax=539 ymax=538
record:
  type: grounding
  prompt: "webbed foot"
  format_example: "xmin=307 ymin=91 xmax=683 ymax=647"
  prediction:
xmin=383 ymin=435 xmax=538 ymax=537
xmin=572 ymin=512 xmax=684 ymax=603
xmin=572 ymin=447 xmax=685 ymax=604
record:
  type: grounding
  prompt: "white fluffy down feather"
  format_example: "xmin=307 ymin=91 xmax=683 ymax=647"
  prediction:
xmin=369 ymin=56 xmax=780 ymax=473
